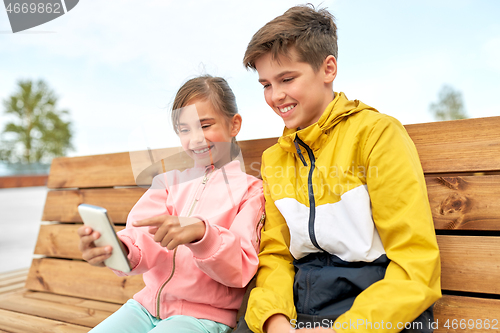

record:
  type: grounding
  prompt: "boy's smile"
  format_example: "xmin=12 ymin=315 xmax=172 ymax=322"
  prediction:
xmin=254 ymin=48 xmax=336 ymax=130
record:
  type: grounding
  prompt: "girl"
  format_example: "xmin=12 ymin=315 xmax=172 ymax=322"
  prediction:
xmin=78 ymin=75 xmax=264 ymax=333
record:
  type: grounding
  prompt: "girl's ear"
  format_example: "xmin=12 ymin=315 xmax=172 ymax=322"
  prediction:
xmin=230 ymin=114 xmax=242 ymax=137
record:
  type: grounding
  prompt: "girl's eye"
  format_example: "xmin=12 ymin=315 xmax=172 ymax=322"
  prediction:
xmin=179 ymin=128 xmax=189 ymax=134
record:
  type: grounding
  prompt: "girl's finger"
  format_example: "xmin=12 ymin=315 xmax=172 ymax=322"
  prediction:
xmin=82 ymin=246 xmax=112 ymax=263
xmin=79 ymin=234 xmax=97 ymax=251
xmin=148 ymin=226 xmax=159 ymax=234
xmin=77 ymin=226 xmax=93 ymax=237
xmin=153 ymin=223 xmax=171 ymax=243
xmin=132 ymin=216 xmax=164 ymax=227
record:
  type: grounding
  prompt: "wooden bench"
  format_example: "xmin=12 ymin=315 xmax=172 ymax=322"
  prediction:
xmin=0 ymin=116 xmax=499 ymax=333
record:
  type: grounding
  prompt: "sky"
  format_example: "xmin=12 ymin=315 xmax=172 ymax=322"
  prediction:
xmin=1 ymin=0 xmax=499 ymax=158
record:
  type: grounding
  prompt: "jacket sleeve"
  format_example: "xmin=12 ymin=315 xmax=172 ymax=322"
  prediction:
xmin=114 ymin=174 xmax=171 ymax=276
xmin=185 ymin=182 xmax=264 ymax=289
xmin=334 ymin=116 xmax=441 ymax=332
xmin=244 ymin=156 xmax=297 ymax=333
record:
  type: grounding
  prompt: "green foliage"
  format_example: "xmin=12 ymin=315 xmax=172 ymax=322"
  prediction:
xmin=0 ymin=79 xmax=73 ymax=163
xmin=429 ymin=84 xmax=468 ymax=121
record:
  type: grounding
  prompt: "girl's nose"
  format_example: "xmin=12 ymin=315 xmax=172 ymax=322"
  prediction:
xmin=190 ymin=128 xmax=206 ymax=147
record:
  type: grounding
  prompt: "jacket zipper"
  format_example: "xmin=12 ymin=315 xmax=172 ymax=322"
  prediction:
xmin=295 ymin=136 xmax=325 ymax=252
xmin=303 ymin=268 xmax=313 ymax=314
xmin=155 ymin=166 xmax=214 ymax=319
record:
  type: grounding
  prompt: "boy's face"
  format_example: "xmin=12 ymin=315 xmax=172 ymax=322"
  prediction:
xmin=255 ymin=48 xmax=336 ymax=130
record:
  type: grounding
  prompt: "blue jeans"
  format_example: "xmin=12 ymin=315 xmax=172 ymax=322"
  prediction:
xmin=90 ymin=299 xmax=232 ymax=333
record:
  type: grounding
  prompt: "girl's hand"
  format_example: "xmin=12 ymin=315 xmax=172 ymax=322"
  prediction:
xmin=77 ymin=226 xmax=112 ymax=267
xmin=133 ymin=215 xmax=206 ymax=250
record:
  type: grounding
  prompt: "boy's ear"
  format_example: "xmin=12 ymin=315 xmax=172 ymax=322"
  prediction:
xmin=230 ymin=114 xmax=242 ymax=137
xmin=323 ymin=55 xmax=337 ymax=84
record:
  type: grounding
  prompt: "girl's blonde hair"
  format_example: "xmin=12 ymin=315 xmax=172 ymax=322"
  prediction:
xmin=171 ymin=75 xmax=240 ymax=157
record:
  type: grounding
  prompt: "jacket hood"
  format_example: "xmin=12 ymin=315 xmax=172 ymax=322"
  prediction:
xmin=278 ymin=92 xmax=377 ymax=153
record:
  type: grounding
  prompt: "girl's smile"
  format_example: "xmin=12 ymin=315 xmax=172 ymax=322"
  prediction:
xmin=177 ymin=99 xmax=240 ymax=168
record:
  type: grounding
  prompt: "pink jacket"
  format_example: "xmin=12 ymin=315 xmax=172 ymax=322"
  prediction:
xmin=114 ymin=160 xmax=264 ymax=328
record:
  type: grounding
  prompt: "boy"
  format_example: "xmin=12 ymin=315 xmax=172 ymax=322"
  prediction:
xmin=236 ymin=4 xmax=441 ymax=333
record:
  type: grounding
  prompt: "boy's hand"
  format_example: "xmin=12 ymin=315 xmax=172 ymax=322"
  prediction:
xmin=77 ymin=226 xmax=112 ymax=267
xmin=133 ymin=215 xmax=206 ymax=250
xmin=265 ymin=314 xmax=294 ymax=333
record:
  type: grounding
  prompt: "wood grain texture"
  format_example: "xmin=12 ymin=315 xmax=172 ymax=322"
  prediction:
xmin=0 ymin=308 xmax=89 ymax=333
xmin=47 ymin=138 xmax=279 ymax=189
xmin=25 ymin=259 xmax=145 ymax=304
xmin=34 ymin=224 xmax=124 ymax=259
xmin=434 ymin=295 xmax=500 ymax=332
xmin=42 ymin=187 xmax=146 ymax=223
xmin=47 ymin=151 xmax=136 ymax=188
xmin=23 ymin=290 xmax=121 ymax=312
xmin=426 ymin=175 xmax=500 ymax=230
xmin=0 ymin=291 xmax=113 ymax=328
xmin=405 ymin=116 xmax=500 ymax=174
xmin=46 ymin=117 xmax=500 ymax=189
xmin=437 ymin=235 xmax=500 ymax=294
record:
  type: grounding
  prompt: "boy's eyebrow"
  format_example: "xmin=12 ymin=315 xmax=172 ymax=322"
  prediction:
xmin=258 ymin=70 xmax=298 ymax=83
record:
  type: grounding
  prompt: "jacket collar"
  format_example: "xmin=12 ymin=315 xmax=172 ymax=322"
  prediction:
xmin=277 ymin=92 xmax=376 ymax=153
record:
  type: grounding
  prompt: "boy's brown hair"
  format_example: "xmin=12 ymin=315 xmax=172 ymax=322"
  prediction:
xmin=243 ymin=4 xmax=337 ymax=72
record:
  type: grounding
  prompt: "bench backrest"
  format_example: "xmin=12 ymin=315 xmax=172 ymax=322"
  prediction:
xmin=27 ymin=116 xmax=500 ymax=320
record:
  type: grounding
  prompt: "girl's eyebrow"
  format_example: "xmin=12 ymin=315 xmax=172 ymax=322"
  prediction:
xmin=178 ymin=118 xmax=215 ymax=126
xmin=198 ymin=117 xmax=216 ymax=122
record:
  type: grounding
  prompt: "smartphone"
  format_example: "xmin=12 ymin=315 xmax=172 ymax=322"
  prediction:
xmin=77 ymin=204 xmax=132 ymax=273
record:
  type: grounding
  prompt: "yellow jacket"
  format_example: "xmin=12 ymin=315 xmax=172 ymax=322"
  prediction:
xmin=245 ymin=92 xmax=441 ymax=332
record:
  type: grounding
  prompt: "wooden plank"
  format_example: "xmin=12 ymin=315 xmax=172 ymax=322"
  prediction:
xmin=46 ymin=117 xmax=500 ymax=188
xmin=0 ymin=291 xmax=113 ymax=328
xmin=0 ymin=283 xmax=25 ymax=295
xmin=34 ymin=224 xmax=124 ymax=259
xmin=239 ymin=137 xmax=277 ymax=179
xmin=47 ymin=152 xmax=136 ymax=188
xmin=42 ymin=187 xmax=145 ymax=223
xmin=434 ymin=295 xmax=500 ymax=332
xmin=405 ymin=116 xmax=500 ymax=174
xmin=0 ymin=175 xmax=48 ymax=188
xmin=0 ymin=308 xmax=90 ymax=333
xmin=25 ymin=258 xmax=144 ymax=304
xmin=0 ymin=269 xmax=29 ymax=281
xmin=41 ymin=173 xmax=500 ymax=230
xmin=23 ymin=291 xmax=121 ymax=312
xmin=426 ymin=175 xmax=500 ymax=231
xmin=0 ymin=270 xmax=28 ymax=296
xmin=437 ymin=235 xmax=500 ymax=294
xmin=47 ymin=138 xmax=278 ymax=189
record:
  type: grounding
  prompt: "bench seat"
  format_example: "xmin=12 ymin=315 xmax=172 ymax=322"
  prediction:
xmin=1 ymin=116 xmax=500 ymax=332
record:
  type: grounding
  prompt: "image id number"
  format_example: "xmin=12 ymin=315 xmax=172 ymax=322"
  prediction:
xmin=6 ymin=2 xmax=62 ymax=14
xmin=444 ymin=319 xmax=498 ymax=330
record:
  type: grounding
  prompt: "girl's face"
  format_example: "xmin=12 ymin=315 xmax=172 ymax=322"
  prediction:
xmin=177 ymin=99 xmax=241 ymax=167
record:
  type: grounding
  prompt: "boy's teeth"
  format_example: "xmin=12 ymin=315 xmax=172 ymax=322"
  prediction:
xmin=280 ymin=105 xmax=295 ymax=113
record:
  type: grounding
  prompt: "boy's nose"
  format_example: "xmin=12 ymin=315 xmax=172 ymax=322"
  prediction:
xmin=272 ymin=87 xmax=286 ymax=103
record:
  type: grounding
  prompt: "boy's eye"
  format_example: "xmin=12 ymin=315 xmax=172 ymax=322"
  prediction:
xmin=262 ymin=83 xmax=270 ymax=89
xmin=283 ymin=77 xmax=294 ymax=83
xmin=179 ymin=128 xmax=189 ymax=134
xmin=201 ymin=124 xmax=211 ymax=129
